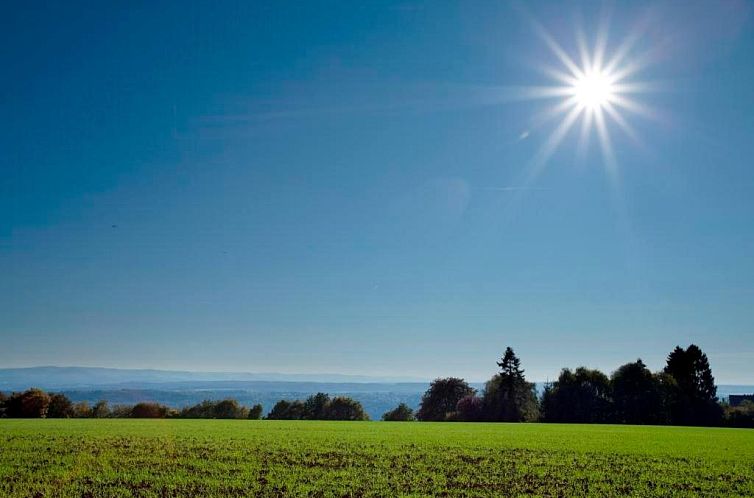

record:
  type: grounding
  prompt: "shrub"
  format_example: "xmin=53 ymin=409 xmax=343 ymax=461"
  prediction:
xmin=4 ymin=389 xmax=51 ymax=418
xmin=92 ymin=400 xmax=110 ymax=418
xmin=214 ymin=399 xmax=248 ymax=419
xmin=266 ymin=400 xmax=306 ymax=420
xmin=325 ymin=397 xmax=369 ymax=421
xmin=248 ymin=404 xmax=264 ymax=420
xmin=723 ymin=400 xmax=754 ymax=428
xmin=382 ymin=403 xmax=415 ymax=421
xmin=131 ymin=402 xmax=171 ymax=418
xmin=47 ymin=393 xmax=75 ymax=418
xmin=73 ymin=401 xmax=93 ymax=418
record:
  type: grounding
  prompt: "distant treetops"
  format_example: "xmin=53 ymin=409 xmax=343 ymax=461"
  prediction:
xmin=1 ymin=344 xmax=752 ymax=427
xmin=266 ymin=392 xmax=369 ymax=421
xmin=0 ymin=393 xmax=267 ymax=420
xmin=0 ymin=390 xmax=368 ymax=421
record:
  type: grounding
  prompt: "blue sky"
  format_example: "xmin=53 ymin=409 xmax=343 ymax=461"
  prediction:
xmin=2 ymin=1 xmax=754 ymax=383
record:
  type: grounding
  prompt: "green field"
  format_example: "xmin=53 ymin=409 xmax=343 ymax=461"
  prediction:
xmin=1 ymin=420 xmax=753 ymax=497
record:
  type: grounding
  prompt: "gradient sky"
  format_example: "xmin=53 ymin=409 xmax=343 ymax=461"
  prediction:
xmin=2 ymin=1 xmax=754 ymax=383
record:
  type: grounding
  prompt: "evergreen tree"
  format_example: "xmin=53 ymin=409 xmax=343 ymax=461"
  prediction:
xmin=483 ymin=347 xmax=539 ymax=421
xmin=497 ymin=347 xmax=524 ymax=381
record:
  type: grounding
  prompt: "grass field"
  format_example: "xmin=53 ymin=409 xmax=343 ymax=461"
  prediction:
xmin=1 ymin=420 xmax=753 ymax=497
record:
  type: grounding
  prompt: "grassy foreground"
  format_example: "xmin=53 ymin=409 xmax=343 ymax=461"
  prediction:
xmin=1 ymin=420 xmax=753 ymax=497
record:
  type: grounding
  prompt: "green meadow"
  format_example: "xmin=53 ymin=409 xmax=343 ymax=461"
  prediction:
xmin=1 ymin=419 xmax=753 ymax=497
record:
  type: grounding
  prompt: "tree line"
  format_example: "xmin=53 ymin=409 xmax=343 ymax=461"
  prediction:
xmin=0 ymin=392 xmax=267 ymax=420
xmin=383 ymin=344 xmax=753 ymax=428
xmin=1 ymin=344 xmax=752 ymax=427
xmin=0 ymin=390 xmax=367 ymax=421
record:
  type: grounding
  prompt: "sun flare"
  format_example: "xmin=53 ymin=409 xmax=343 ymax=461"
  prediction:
xmin=516 ymin=19 xmax=657 ymax=182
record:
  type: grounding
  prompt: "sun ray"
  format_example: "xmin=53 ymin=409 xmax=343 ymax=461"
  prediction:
xmin=576 ymin=29 xmax=593 ymax=74
xmin=602 ymin=102 xmax=641 ymax=146
xmin=610 ymin=82 xmax=658 ymax=94
xmin=602 ymin=16 xmax=650 ymax=75
xmin=538 ymin=65 xmax=579 ymax=86
xmin=576 ymin=107 xmax=594 ymax=161
xmin=594 ymin=106 xmax=618 ymax=184
xmin=527 ymin=104 xmax=584 ymax=182
xmin=529 ymin=96 xmax=582 ymax=130
xmin=532 ymin=21 xmax=584 ymax=79
xmin=519 ymin=86 xmax=580 ymax=100
xmin=592 ymin=10 xmax=611 ymax=72
xmin=607 ymin=50 xmax=655 ymax=83
xmin=608 ymin=95 xmax=657 ymax=120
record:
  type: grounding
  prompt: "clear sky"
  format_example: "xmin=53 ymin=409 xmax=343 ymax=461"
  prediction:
xmin=2 ymin=1 xmax=754 ymax=383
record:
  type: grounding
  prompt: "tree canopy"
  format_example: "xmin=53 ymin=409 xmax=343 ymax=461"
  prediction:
xmin=541 ymin=367 xmax=612 ymax=423
xmin=417 ymin=378 xmax=475 ymax=421
xmin=382 ymin=403 xmax=415 ymax=421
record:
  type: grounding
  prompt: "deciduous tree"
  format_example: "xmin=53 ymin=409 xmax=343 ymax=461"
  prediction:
xmin=611 ymin=360 xmax=667 ymax=425
xmin=417 ymin=378 xmax=475 ymax=421
xmin=47 ymin=393 xmax=74 ymax=418
xmin=248 ymin=404 xmax=264 ymax=420
xmin=382 ymin=403 xmax=415 ymax=421
xmin=325 ymin=397 xmax=369 ymax=421
xmin=541 ymin=367 xmax=612 ymax=423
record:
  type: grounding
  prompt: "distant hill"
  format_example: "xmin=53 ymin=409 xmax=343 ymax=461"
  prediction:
xmin=0 ymin=366 xmax=434 ymax=420
xmin=0 ymin=366 xmax=427 ymax=390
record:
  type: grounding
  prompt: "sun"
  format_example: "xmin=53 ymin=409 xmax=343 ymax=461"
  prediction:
xmin=514 ymin=18 xmax=657 ymax=182
xmin=572 ymin=70 xmax=615 ymax=110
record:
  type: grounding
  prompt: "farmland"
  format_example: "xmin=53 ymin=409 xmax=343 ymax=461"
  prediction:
xmin=1 ymin=420 xmax=753 ymax=497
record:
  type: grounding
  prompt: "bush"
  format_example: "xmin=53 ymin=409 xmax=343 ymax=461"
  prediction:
xmin=110 ymin=404 xmax=135 ymax=418
xmin=213 ymin=399 xmax=248 ymax=419
xmin=47 ymin=393 xmax=75 ymax=418
xmin=723 ymin=400 xmax=754 ymax=428
xmin=92 ymin=400 xmax=110 ymax=418
xmin=4 ymin=389 xmax=51 ymax=418
xmin=382 ymin=403 xmax=415 ymax=421
xmin=248 ymin=404 xmax=263 ymax=420
xmin=131 ymin=402 xmax=171 ymax=418
xmin=325 ymin=397 xmax=369 ymax=421
xmin=73 ymin=401 xmax=93 ymax=418
xmin=266 ymin=400 xmax=306 ymax=420
xmin=266 ymin=395 xmax=368 ymax=420
xmin=179 ymin=399 xmax=249 ymax=419
xmin=304 ymin=393 xmax=331 ymax=419
xmin=179 ymin=400 xmax=216 ymax=418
